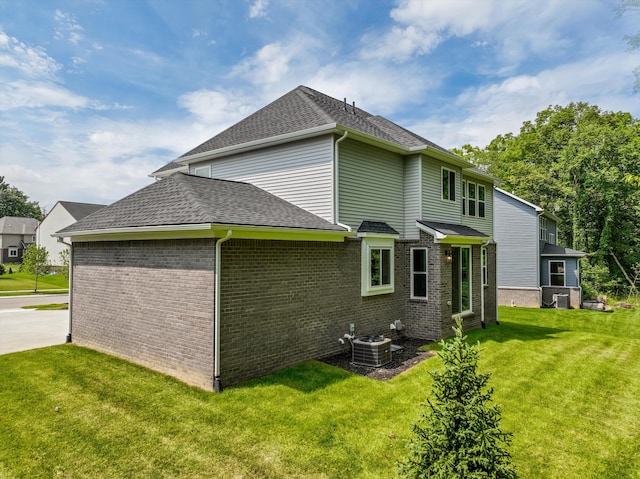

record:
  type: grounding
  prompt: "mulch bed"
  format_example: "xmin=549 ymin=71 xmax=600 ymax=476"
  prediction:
xmin=320 ymin=337 xmax=437 ymax=380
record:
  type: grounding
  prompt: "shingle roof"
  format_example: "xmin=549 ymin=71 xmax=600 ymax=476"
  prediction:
xmin=151 ymin=161 xmax=188 ymax=176
xmin=0 ymin=216 xmax=39 ymax=235
xmin=417 ymin=220 xmax=489 ymax=238
xmin=179 ymin=85 xmax=455 ymax=159
xmin=58 ymin=201 xmax=106 ymax=221
xmin=57 ymin=173 xmax=347 ymax=234
xmin=357 ymin=221 xmax=399 ymax=235
xmin=541 ymin=243 xmax=586 ymax=257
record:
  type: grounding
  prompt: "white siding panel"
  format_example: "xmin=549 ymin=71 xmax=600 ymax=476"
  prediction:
xmin=338 ymin=139 xmax=404 ymax=235
xmin=191 ymin=136 xmax=334 ymax=221
xmin=494 ymin=190 xmax=539 ymax=288
xmin=404 ymin=155 xmax=422 ymax=239
xmin=421 ymin=156 xmax=462 ymax=224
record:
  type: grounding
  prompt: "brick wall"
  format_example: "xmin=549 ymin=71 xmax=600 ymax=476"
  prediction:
xmin=72 ymin=239 xmax=216 ymax=390
xmin=219 ymin=237 xmax=406 ymax=386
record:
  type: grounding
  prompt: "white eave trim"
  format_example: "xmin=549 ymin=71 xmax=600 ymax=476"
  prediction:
xmin=495 ymin=187 xmax=543 ymax=212
xmin=54 ymin=223 xmax=213 ymax=237
xmin=356 ymin=232 xmax=400 ymax=239
xmin=177 ymin=124 xmax=339 ymax=164
xmin=416 ymin=221 xmax=491 ymax=244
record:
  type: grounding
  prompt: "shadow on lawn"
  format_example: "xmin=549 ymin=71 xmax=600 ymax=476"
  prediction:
xmin=239 ymin=360 xmax=355 ymax=394
xmin=474 ymin=320 xmax=568 ymax=344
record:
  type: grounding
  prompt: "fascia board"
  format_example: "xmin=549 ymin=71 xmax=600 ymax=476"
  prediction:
xmin=177 ymin=124 xmax=339 ymax=164
xmin=149 ymin=165 xmax=188 ymax=179
xmin=495 ymin=187 xmax=543 ymax=212
xmin=355 ymin=232 xmax=400 ymax=239
xmin=540 ymin=253 xmax=586 ymax=257
xmin=211 ymin=224 xmax=354 ymax=242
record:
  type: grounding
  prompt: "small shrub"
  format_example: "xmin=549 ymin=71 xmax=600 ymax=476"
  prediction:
xmin=0 ymin=264 xmax=5 ymax=275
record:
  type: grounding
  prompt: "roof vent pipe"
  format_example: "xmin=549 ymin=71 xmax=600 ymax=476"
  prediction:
xmin=343 ymin=98 xmax=347 ymax=111
xmin=352 ymin=101 xmax=356 ymax=114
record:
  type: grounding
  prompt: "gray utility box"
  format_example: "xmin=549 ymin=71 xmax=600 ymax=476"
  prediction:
xmin=352 ymin=336 xmax=392 ymax=367
xmin=553 ymin=293 xmax=569 ymax=309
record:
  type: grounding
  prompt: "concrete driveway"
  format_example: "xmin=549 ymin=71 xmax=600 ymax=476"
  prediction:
xmin=0 ymin=295 xmax=69 ymax=355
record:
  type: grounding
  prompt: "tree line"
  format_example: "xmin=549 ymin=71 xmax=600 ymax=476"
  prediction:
xmin=453 ymin=103 xmax=640 ymax=297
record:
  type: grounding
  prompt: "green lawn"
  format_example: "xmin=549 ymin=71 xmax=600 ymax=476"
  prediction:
xmin=1 ymin=306 xmax=639 ymax=478
xmin=0 ymin=271 xmax=68 ymax=295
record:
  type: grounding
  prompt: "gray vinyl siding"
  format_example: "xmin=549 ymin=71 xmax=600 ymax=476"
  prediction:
xmin=338 ymin=138 xmax=404 ymax=235
xmin=540 ymin=257 xmax=580 ymax=287
xmin=462 ymin=177 xmax=493 ymax=236
xmin=421 ymin=156 xmax=462 ymax=224
xmin=404 ymin=155 xmax=422 ymax=239
xmin=494 ymin=189 xmax=539 ymax=288
xmin=190 ymin=136 xmax=334 ymax=221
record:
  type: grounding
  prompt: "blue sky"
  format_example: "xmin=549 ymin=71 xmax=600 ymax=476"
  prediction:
xmin=1 ymin=0 xmax=638 ymax=211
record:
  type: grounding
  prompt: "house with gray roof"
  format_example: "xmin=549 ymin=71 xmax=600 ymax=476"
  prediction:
xmin=494 ymin=187 xmax=585 ymax=308
xmin=37 ymin=201 xmax=106 ymax=265
xmin=57 ymin=85 xmax=499 ymax=391
xmin=0 ymin=216 xmax=39 ymax=264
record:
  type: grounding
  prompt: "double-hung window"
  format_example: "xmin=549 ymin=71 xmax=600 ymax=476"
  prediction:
xmin=361 ymin=237 xmax=395 ymax=296
xmin=442 ymin=167 xmax=456 ymax=202
xmin=540 ymin=217 xmax=547 ymax=241
xmin=478 ymin=185 xmax=486 ymax=218
xmin=468 ymin=182 xmax=477 ymax=216
xmin=482 ymin=248 xmax=488 ymax=286
xmin=462 ymin=180 xmax=467 ymax=215
xmin=411 ymin=248 xmax=428 ymax=299
xmin=549 ymin=260 xmax=565 ymax=286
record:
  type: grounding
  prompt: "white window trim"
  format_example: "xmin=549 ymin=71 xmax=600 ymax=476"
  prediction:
xmin=361 ymin=236 xmax=395 ymax=296
xmin=8 ymin=247 xmax=18 ymax=257
xmin=482 ymin=248 xmax=488 ymax=287
xmin=410 ymin=247 xmax=428 ymax=300
xmin=478 ymin=185 xmax=486 ymax=218
xmin=467 ymin=181 xmax=477 ymax=217
xmin=462 ymin=180 xmax=467 ymax=216
xmin=441 ymin=166 xmax=456 ymax=202
xmin=549 ymin=260 xmax=566 ymax=287
xmin=193 ymin=165 xmax=211 ymax=177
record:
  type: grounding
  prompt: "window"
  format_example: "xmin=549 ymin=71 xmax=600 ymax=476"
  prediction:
xmin=468 ymin=182 xmax=477 ymax=216
xmin=482 ymin=248 xmax=488 ymax=286
xmin=462 ymin=180 xmax=466 ymax=215
xmin=361 ymin=237 xmax=395 ymax=296
xmin=549 ymin=260 xmax=565 ymax=286
xmin=411 ymin=248 xmax=428 ymax=299
xmin=549 ymin=233 xmax=555 ymax=245
xmin=540 ymin=217 xmax=547 ymax=241
xmin=452 ymin=246 xmax=472 ymax=314
xmin=478 ymin=185 xmax=486 ymax=218
xmin=8 ymin=248 xmax=18 ymax=257
xmin=442 ymin=167 xmax=456 ymax=201
xmin=193 ymin=165 xmax=211 ymax=177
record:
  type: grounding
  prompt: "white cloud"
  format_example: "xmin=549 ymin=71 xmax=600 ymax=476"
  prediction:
xmin=177 ymin=89 xmax=257 ymax=127
xmin=249 ymin=0 xmax=269 ymax=18
xmin=54 ymin=10 xmax=84 ymax=45
xmin=408 ymin=52 xmax=640 ymax=149
xmin=0 ymin=80 xmax=89 ymax=110
xmin=0 ymin=31 xmax=61 ymax=78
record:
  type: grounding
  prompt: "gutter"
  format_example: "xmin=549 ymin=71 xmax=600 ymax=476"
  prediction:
xmin=57 ymin=237 xmax=73 ymax=343
xmin=214 ymin=229 xmax=232 ymax=393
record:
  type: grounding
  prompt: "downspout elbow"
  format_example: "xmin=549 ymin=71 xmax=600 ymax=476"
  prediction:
xmin=333 ymin=130 xmax=349 ymax=226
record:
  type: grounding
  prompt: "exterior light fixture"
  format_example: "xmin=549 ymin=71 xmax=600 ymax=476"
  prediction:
xmin=444 ymin=249 xmax=453 ymax=263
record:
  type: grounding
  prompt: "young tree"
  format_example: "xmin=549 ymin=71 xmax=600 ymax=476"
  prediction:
xmin=398 ymin=317 xmax=518 ymax=479
xmin=59 ymin=249 xmax=70 ymax=281
xmin=22 ymin=244 xmax=49 ymax=292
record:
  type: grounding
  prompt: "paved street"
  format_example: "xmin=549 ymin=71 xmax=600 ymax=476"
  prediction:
xmin=0 ymin=295 xmax=69 ymax=355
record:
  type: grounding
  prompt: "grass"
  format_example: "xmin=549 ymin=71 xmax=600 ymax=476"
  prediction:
xmin=21 ymin=303 xmax=69 ymax=310
xmin=1 ymin=306 xmax=639 ymax=478
xmin=0 ymin=271 xmax=68 ymax=295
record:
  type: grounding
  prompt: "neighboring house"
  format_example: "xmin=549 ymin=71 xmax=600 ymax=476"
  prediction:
xmin=37 ymin=201 xmax=106 ymax=265
xmin=494 ymin=188 xmax=585 ymax=308
xmin=56 ymin=85 xmax=499 ymax=391
xmin=0 ymin=216 xmax=39 ymax=264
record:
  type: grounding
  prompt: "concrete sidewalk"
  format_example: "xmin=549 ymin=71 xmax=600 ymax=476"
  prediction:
xmin=0 ymin=306 xmax=69 ymax=355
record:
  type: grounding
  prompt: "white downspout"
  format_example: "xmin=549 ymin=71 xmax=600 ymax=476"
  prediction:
xmin=481 ymin=241 xmax=487 ymax=327
xmin=333 ymin=130 xmax=351 ymax=231
xmin=57 ymin=237 xmax=73 ymax=342
xmin=214 ymin=229 xmax=232 ymax=393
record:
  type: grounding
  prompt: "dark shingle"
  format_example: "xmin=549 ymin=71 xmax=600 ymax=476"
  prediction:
xmin=357 ymin=221 xmax=399 ymax=235
xmin=417 ymin=220 xmax=489 ymax=238
xmin=179 ymin=85 xmax=459 ymax=159
xmin=58 ymin=202 xmax=106 ymax=221
xmin=57 ymin=173 xmax=346 ymax=234
xmin=541 ymin=243 xmax=586 ymax=257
